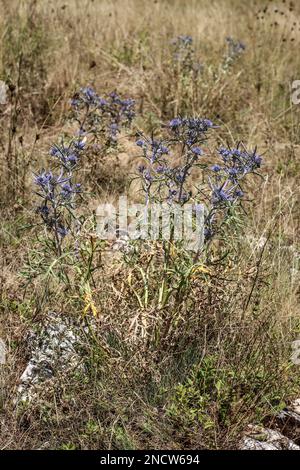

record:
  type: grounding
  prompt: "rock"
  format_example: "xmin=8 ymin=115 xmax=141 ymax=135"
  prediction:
xmin=274 ymin=401 xmax=300 ymax=444
xmin=240 ymin=426 xmax=300 ymax=450
xmin=291 ymin=399 xmax=300 ymax=415
xmin=17 ymin=312 xmax=91 ymax=403
xmin=277 ymin=410 xmax=300 ymax=427
xmin=241 ymin=437 xmax=280 ymax=450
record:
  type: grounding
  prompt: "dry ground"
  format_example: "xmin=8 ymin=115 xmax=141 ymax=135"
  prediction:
xmin=0 ymin=0 xmax=299 ymax=450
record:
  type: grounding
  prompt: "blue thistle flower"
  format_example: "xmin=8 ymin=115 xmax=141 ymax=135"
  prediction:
xmin=211 ymin=164 xmax=222 ymax=172
xmin=169 ymin=117 xmax=182 ymax=128
xmin=235 ymin=189 xmax=244 ymax=198
xmin=191 ymin=146 xmax=203 ymax=156
xmin=57 ymin=226 xmax=68 ymax=238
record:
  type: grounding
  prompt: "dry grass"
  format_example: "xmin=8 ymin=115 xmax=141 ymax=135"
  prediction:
xmin=0 ymin=0 xmax=300 ymax=450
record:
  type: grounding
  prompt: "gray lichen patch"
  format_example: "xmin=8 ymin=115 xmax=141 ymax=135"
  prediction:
xmin=17 ymin=312 xmax=93 ymax=403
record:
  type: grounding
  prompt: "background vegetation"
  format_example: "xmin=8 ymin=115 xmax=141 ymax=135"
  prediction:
xmin=0 ymin=0 xmax=299 ymax=450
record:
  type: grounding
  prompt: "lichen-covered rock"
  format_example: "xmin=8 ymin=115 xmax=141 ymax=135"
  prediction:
xmin=290 ymin=398 xmax=300 ymax=415
xmin=17 ymin=312 xmax=91 ymax=402
xmin=273 ymin=400 xmax=300 ymax=444
xmin=277 ymin=409 xmax=300 ymax=427
xmin=240 ymin=426 xmax=300 ymax=450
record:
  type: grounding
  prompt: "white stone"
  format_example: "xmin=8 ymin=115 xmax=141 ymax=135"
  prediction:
xmin=16 ymin=313 xmax=91 ymax=402
xmin=240 ymin=427 xmax=300 ymax=450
